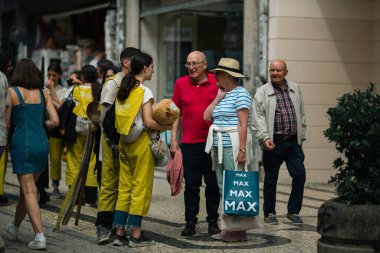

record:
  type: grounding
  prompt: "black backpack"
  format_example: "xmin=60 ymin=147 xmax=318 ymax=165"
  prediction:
xmin=58 ymin=87 xmax=77 ymax=144
xmin=102 ymin=102 xmax=120 ymax=146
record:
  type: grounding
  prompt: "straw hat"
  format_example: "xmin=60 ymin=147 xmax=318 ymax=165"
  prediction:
xmin=210 ymin=58 xmax=245 ymax=78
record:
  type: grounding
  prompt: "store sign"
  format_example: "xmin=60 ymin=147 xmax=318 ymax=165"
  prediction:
xmin=164 ymin=27 xmax=192 ymax=42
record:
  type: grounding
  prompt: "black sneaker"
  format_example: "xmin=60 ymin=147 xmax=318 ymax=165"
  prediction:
xmin=96 ymin=225 xmax=111 ymax=245
xmin=112 ymin=234 xmax=129 ymax=246
xmin=129 ymin=233 xmax=154 ymax=248
xmin=38 ymin=194 xmax=50 ymax=206
xmin=208 ymin=221 xmax=221 ymax=235
xmin=181 ymin=221 xmax=196 ymax=236
xmin=264 ymin=213 xmax=279 ymax=225
xmin=287 ymin=213 xmax=303 ymax=225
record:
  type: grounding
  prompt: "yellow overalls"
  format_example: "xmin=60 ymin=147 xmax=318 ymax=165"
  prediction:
xmin=66 ymin=85 xmax=98 ymax=187
xmin=113 ymin=86 xmax=155 ymax=227
xmin=0 ymin=147 xmax=8 ymax=196
xmin=98 ymin=74 xmax=121 ymax=212
xmin=49 ymin=137 xmax=63 ymax=183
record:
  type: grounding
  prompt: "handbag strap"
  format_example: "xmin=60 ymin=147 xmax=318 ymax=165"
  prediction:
xmin=234 ymin=161 xmax=248 ymax=172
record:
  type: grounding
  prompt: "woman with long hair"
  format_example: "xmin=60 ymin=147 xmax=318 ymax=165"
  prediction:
xmin=101 ymin=65 xmax=119 ymax=85
xmin=5 ymin=58 xmax=58 ymax=250
xmin=43 ymin=63 xmax=68 ymax=198
xmin=111 ymin=52 xmax=172 ymax=247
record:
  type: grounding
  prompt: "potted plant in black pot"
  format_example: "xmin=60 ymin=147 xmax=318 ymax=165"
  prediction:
xmin=317 ymin=83 xmax=380 ymax=253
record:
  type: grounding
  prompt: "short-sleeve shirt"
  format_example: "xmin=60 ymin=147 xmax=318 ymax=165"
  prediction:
xmin=138 ymin=84 xmax=154 ymax=123
xmin=0 ymin=71 xmax=8 ymax=146
xmin=211 ymin=86 xmax=252 ymax=147
xmin=100 ymin=72 xmax=124 ymax=105
xmin=45 ymin=84 xmax=67 ymax=99
xmin=172 ymin=72 xmax=218 ymax=144
xmin=55 ymin=85 xmax=68 ymax=101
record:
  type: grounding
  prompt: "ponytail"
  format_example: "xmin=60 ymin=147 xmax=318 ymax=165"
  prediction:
xmin=117 ymin=73 xmax=139 ymax=101
xmin=117 ymin=52 xmax=152 ymax=101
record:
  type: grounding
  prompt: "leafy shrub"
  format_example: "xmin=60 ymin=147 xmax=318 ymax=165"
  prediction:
xmin=324 ymin=83 xmax=380 ymax=205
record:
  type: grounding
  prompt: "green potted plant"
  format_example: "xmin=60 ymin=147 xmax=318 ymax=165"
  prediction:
xmin=317 ymin=83 xmax=380 ymax=253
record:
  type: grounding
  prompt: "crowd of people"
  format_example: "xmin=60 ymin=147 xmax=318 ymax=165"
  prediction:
xmin=0 ymin=47 xmax=307 ymax=250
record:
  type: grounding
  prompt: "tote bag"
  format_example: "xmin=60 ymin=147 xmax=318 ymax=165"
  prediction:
xmin=222 ymin=169 xmax=259 ymax=217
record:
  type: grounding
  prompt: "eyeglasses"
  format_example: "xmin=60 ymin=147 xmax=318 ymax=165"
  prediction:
xmin=184 ymin=61 xmax=205 ymax=68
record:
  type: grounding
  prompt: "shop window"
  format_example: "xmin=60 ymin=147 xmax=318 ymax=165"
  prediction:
xmin=157 ymin=1 xmax=243 ymax=98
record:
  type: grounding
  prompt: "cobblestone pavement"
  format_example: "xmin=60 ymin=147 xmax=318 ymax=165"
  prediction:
xmin=0 ymin=159 xmax=336 ymax=253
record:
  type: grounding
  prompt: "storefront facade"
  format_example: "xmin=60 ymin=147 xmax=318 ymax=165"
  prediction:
xmin=125 ymin=0 xmax=266 ymax=179
xmin=0 ymin=0 xmax=122 ymax=80
xmin=2 ymin=0 xmax=378 ymax=183
xmin=125 ymin=0 xmax=379 ymax=184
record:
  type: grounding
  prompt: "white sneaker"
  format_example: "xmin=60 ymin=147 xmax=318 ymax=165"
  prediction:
xmin=5 ymin=222 xmax=18 ymax=241
xmin=27 ymin=239 xmax=46 ymax=250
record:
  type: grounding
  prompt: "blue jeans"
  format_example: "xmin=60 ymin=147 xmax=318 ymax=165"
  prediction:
xmin=262 ymin=136 xmax=306 ymax=217
xmin=181 ymin=142 xmax=220 ymax=223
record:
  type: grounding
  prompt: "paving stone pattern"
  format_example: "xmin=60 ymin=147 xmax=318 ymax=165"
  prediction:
xmin=0 ymin=160 xmax=336 ymax=253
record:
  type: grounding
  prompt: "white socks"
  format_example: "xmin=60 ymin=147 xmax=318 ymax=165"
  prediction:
xmin=35 ymin=232 xmax=45 ymax=242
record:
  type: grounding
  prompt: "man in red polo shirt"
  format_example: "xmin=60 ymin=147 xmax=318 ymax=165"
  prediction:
xmin=171 ymin=51 xmax=220 ymax=237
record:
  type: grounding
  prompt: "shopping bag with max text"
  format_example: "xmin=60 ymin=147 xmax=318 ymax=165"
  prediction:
xmin=222 ymin=169 xmax=259 ymax=217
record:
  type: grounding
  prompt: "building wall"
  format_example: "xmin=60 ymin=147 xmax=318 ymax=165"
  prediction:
xmin=140 ymin=15 xmax=159 ymax=99
xmin=372 ymin=0 xmax=380 ymax=85
xmin=268 ymin=0 xmax=376 ymax=183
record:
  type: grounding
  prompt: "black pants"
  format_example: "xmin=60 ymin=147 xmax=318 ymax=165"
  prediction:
xmin=36 ymin=163 xmax=49 ymax=201
xmin=263 ymin=135 xmax=306 ymax=217
xmin=68 ymin=185 xmax=98 ymax=205
xmin=181 ymin=142 xmax=220 ymax=223
xmin=95 ymin=211 xmax=114 ymax=228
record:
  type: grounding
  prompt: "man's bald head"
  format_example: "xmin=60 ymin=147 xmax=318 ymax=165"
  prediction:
xmin=269 ymin=59 xmax=288 ymax=88
xmin=186 ymin=51 xmax=208 ymax=82
xmin=270 ymin=59 xmax=287 ymax=71
xmin=188 ymin=51 xmax=206 ymax=62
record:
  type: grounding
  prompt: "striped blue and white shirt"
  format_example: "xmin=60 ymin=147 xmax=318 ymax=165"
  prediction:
xmin=211 ymin=86 xmax=252 ymax=147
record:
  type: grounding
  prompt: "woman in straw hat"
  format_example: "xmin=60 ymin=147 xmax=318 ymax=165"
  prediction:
xmin=204 ymin=58 xmax=259 ymax=242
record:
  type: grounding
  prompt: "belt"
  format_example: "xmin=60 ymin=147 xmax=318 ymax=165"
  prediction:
xmin=273 ymin=134 xmax=297 ymax=141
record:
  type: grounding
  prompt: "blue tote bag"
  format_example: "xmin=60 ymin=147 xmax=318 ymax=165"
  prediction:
xmin=222 ymin=169 xmax=259 ymax=217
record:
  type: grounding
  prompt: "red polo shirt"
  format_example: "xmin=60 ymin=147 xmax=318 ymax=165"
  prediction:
xmin=172 ymin=72 xmax=218 ymax=144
